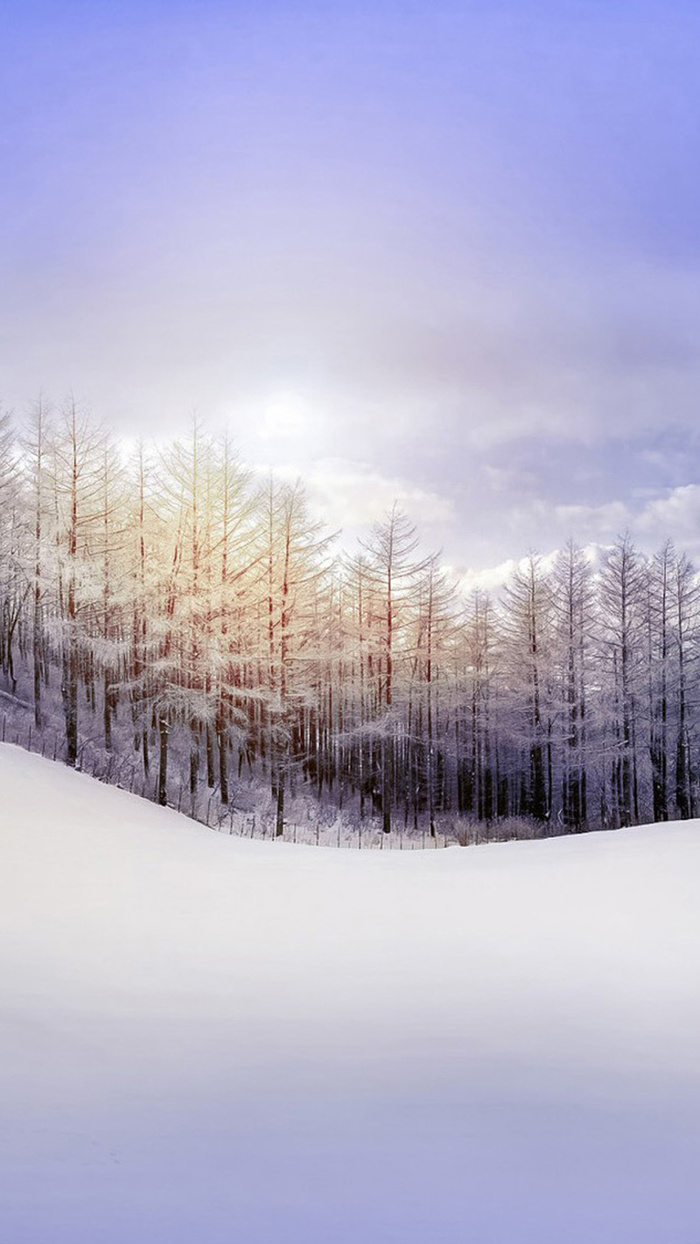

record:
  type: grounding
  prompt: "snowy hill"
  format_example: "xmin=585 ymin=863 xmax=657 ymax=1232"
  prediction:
xmin=2 ymin=743 xmax=700 ymax=1244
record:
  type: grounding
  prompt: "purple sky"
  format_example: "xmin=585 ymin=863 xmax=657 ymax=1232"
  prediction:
xmin=3 ymin=0 xmax=700 ymax=578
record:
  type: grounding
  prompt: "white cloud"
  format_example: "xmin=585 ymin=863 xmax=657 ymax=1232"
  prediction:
xmin=251 ymin=456 xmax=455 ymax=542
xmin=636 ymin=484 xmax=700 ymax=544
xmin=453 ymin=558 xmax=519 ymax=596
xmin=304 ymin=459 xmax=456 ymax=532
xmin=549 ymin=499 xmax=633 ymax=537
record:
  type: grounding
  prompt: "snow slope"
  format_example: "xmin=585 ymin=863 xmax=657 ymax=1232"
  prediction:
xmin=1 ymin=743 xmax=700 ymax=1244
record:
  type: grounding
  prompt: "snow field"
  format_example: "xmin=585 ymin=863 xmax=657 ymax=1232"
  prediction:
xmin=1 ymin=743 xmax=700 ymax=1243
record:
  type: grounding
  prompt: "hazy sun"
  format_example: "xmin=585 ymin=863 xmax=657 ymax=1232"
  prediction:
xmin=260 ymin=393 xmax=313 ymax=441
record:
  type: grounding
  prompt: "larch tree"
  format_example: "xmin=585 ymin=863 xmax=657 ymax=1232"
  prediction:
xmin=502 ymin=554 xmax=555 ymax=823
xmin=598 ymin=535 xmax=646 ymax=828
xmin=552 ymin=542 xmax=592 ymax=831
xmin=359 ymin=506 xmax=430 ymax=833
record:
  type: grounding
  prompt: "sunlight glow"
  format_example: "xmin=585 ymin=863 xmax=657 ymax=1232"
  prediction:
xmin=259 ymin=393 xmax=314 ymax=442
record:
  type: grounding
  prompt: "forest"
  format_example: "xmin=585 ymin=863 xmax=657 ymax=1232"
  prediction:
xmin=0 ymin=401 xmax=698 ymax=842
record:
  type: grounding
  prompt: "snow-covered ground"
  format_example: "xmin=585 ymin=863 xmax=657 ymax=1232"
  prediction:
xmin=1 ymin=743 xmax=700 ymax=1243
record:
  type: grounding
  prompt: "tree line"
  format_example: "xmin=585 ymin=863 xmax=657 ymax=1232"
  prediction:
xmin=1 ymin=401 xmax=698 ymax=838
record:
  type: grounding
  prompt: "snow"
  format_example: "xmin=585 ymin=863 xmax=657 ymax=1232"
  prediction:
xmin=1 ymin=743 xmax=700 ymax=1243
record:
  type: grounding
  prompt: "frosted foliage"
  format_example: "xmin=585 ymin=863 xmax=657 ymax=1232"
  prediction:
xmin=1 ymin=409 xmax=700 ymax=839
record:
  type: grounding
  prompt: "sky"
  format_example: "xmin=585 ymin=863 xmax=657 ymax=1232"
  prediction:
xmin=3 ymin=0 xmax=700 ymax=581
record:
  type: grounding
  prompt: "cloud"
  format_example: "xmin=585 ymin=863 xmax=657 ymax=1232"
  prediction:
xmin=453 ymin=558 xmax=519 ymax=596
xmin=451 ymin=547 xmax=569 ymax=599
xmin=478 ymin=484 xmax=700 ymax=565
xmin=548 ymin=500 xmax=633 ymax=539
xmin=636 ymin=484 xmax=700 ymax=548
xmin=307 ymin=459 xmax=457 ymax=533
xmin=549 ymin=485 xmax=700 ymax=557
xmin=258 ymin=457 xmax=455 ymax=540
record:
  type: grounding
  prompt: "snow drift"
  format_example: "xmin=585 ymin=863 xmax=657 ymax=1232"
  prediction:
xmin=1 ymin=743 xmax=699 ymax=1243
